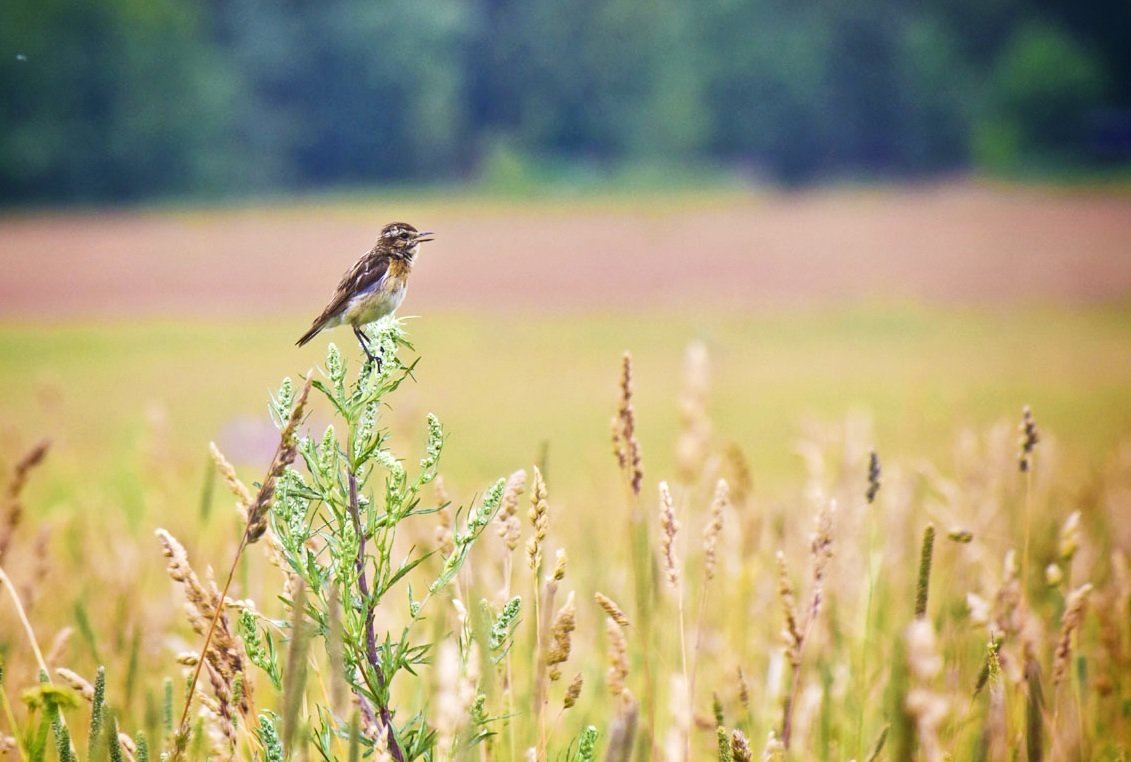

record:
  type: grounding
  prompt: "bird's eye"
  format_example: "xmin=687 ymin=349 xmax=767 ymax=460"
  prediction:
xmin=400 ymin=231 xmax=411 ymax=239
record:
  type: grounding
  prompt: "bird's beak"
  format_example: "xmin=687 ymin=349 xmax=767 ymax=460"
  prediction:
xmin=415 ymin=231 xmax=434 ymax=243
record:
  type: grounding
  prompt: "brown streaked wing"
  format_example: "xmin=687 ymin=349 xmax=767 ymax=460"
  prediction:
xmin=335 ymin=248 xmax=388 ymax=293
xmin=303 ymin=252 xmax=390 ymax=334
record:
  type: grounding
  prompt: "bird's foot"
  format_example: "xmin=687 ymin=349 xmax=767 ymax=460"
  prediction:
xmin=360 ymin=345 xmax=382 ymax=371
xmin=353 ymin=325 xmax=383 ymax=371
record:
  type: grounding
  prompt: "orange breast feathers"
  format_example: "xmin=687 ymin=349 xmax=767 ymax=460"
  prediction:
xmin=382 ymin=258 xmax=412 ymax=292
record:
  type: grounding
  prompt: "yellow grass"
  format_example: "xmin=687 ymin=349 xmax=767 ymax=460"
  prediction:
xmin=1 ymin=302 xmax=1130 ymax=760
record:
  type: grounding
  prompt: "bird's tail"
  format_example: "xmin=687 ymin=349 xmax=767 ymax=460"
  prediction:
xmin=296 ymin=321 xmax=325 ymax=347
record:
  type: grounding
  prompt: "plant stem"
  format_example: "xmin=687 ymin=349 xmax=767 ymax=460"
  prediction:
xmin=677 ymin=583 xmax=689 ymax=761
xmin=1022 ymin=468 xmax=1032 ymax=607
xmin=172 ymin=531 xmax=246 ymax=760
xmin=857 ymin=508 xmax=878 ymax=757
xmin=501 ymin=554 xmax=517 ymax=762
xmin=690 ymin=565 xmax=711 ymax=723
xmin=627 ymin=487 xmax=656 ymax=759
xmin=347 ymin=471 xmax=403 ymax=762
xmin=533 ymin=575 xmax=551 ymax=760
xmin=0 ymin=566 xmax=35 ymax=762
xmin=0 ymin=566 xmax=51 ymax=681
xmin=0 ymin=564 xmax=69 ymax=745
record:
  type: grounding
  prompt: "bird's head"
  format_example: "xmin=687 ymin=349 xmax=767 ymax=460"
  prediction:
xmin=379 ymin=222 xmax=433 ymax=261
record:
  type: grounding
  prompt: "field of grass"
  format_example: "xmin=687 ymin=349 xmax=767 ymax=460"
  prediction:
xmin=2 ymin=305 xmax=1130 ymax=760
xmin=2 ymin=188 xmax=1130 ymax=761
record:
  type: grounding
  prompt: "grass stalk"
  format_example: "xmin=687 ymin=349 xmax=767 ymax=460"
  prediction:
xmin=915 ymin=524 xmax=935 ymax=620
xmin=780 ymin=504 xmax=833 ymax=750
xmin=1022 ymin=469 xmax=1032 ymax=604
xmin=1018 ymin=406 xmax=1039 ymax=604
xmin=0 ymin=565 xmax=72 ymax=762
xmin=169 ymin=376 xmax=310 ymax=760
xmin=691 ymin=480 xmax=726 ymax=730
xmin=857 ymin=510 xmax=878 ymax=751
xmin=865 ymin=724 xmax=889 ymax=762
xmin=1024 ymin=654 xmax=1043 ymax=762
xmin=0 ymin=566 xmax=51 ymax=685
xmin=658 ymin=482 xmax=688 ymax=759
xmin=612 ymin=352 xmax=653 ymax=759
xmin=857 ymin=451 xmax=881 ymax=756
xmin=0 ymin=669 xmax=29 ymax=762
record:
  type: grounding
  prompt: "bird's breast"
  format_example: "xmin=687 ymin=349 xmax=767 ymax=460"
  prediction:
xmin=344 ymin=276 xmax=407 ymax=325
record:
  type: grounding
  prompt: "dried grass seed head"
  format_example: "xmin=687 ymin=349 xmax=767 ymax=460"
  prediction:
xmin=550 ymin=548 xmax=567 ymax=582
xmin=526 ymin=465 xmax=549 ymax=573
xmin=675 ymin=341 xmax=711 ymax=481
xmin=595 ymin=592 xmax=630 ymax=628
xmin=1018 ymin=405 xmax=1039 ymax=473
xmin=0 ymin=438 xmax=50 ymax=560
xmin=810 ymin=502 xmax=834 ymax=583
xmin=730 ymin=728 xmax=753 ymax=762
xmin=547 ymin=591 xmax=576 ymax=681
xmin=947 ymin=528 xmax=974 ymax=543
xmin=249 ymin=376 xmax=312 ymax=543
xmin=563 ymin=673 xmax=583 ymax=709
xmin=55 ymin=668 xmax=94 ymax=701
xmin=606 ymin=617 xmax=629 ymax=698
xmin=613 ymin=352 xmax=644 ymax=496
xmin=497 ymin=468 xmax=526 ymax=551
xmin=658 ymin=481 xmax=681 ymax=590
xmin=155 ymin=528 xmax=252 ymax=720
xmin=736 ymin=667 xmax=750 ymax=713
xmin=776 ymin=552 xmax=803 ymax=667
xmin=866 ymin=449 xmax=881 ymax=504
xmin=209 ymin=442 xmax=254 ymax=518
xmin=1053 ymin=582 xmax=1093 ymax=686
xmin=703 ymin=479 xmax=728 ymax=581
xmin=724 ymin=443 xmax=753 ymax=507
xmin=1058 ymin=510 xmax=1081 ymax=562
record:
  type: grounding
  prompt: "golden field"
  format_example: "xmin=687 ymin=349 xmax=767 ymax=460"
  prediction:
xmin=1 ymin=184 xmax=1130 ymax=761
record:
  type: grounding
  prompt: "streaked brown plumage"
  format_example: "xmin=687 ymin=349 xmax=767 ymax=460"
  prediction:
xmin=297 ymin=221 xmax=433 ymax=363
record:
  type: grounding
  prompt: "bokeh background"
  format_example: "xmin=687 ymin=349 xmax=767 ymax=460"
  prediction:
xmin=2 ymin=3 xmax=1131 ymax=760
xmin=1 ymin=0 xmax=1130 ymax=558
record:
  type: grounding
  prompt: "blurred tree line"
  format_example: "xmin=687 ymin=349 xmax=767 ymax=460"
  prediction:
xmin=1 ymin=0 xmax=1127 ymax=203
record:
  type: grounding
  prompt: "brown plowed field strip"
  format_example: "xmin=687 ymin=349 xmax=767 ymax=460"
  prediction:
xmin=2 ymin=183 xmax=1129 ymax=318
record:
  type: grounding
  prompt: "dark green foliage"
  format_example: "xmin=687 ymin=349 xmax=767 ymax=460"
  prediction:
xmin=975 ymin=21 xmax=1108 ymax=171
xmin=0 ymin=0 xmax=1125 ymax=205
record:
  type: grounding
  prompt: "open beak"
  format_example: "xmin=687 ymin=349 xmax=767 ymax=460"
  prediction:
xmin=415 ymin=230 xmax=434 ymax=243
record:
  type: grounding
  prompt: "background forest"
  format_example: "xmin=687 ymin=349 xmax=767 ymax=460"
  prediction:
xmin=2 ymin=0 xmax=1130 ymax=204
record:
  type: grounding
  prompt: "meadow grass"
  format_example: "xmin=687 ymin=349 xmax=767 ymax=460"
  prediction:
xmin=1 ymin=305 xmax=1128 ymax=499
xmin=1 ymin=303 xmax=1130 ymax=759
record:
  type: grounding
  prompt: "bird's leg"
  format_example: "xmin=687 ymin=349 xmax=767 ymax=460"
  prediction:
xmin=353 ymin=325 xmax=382 ymax=371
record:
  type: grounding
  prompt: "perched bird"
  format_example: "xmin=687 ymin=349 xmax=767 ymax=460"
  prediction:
xmin=297 ymin=221 xmax=433 ymax=365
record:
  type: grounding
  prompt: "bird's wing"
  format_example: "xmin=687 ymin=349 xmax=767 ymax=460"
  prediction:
xmin=298 ymin=252 xmax=390 ymax=344
xmin=335 ymin=250 xmax=390 ymax=296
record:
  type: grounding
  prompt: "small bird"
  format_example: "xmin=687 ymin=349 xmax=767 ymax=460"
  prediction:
xmin=297 ymin=222 xmax=433 ymax=365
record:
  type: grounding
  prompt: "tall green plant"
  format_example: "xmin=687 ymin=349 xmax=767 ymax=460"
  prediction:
xmin=262 ymin=318 xmax=503 ymax=761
